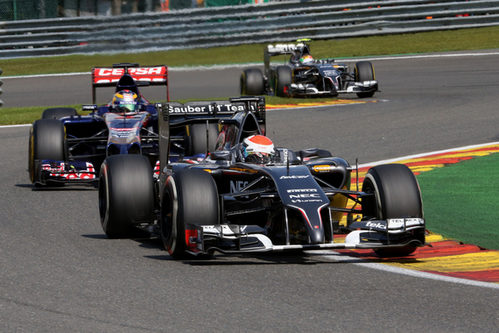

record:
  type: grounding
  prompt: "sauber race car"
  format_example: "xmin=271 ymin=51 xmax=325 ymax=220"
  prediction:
xmin=28 ymin=63 xmax=168 ymax=186
xmin=241 ymin=40 xmax=378 ymax=98
xmin=99 ymin=96 xmax=425 ymax=259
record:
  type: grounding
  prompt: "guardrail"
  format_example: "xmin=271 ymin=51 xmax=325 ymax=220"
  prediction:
xmin=1 ymin=0 xmax=499 ymax=58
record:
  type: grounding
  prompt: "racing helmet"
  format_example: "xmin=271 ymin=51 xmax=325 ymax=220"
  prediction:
xmin=243 ymin=135 xmax=275 ymax=164
xmin=299 ymin=54 xmax=314 ymax=65
xmin=111 ymin=90 xmax=139 ymax=112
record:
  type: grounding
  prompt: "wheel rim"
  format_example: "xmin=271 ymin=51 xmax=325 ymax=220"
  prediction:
xmin=161 ymin=177 xmax=179 ymax=254
xmin=98 ymin=163 xmax=110 ymax=230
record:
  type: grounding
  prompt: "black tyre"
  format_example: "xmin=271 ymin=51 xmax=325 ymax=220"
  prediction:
xmin=99 ymin=154 xmax=154 ymax=238
xmin=354 ymin=61 xmax=376 ymax=98
xmin=188 ymin=123 xmax=219 ymax=156
xmin=240 ymin=68 xmax=264 ymax=95
xmin=361 ymin=164 xmax=423 ymax=257
xmin=275 ymin=66 xmax=292 ymax=97
xmin=28 ymin=119 xmax=65 ymax=184
xmin=42 ymin=107 xmax=77 ymax=120
xmin=160 ymin=168 xmax=219 ymax=259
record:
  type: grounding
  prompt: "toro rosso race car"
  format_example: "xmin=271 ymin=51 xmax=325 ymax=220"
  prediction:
xmin=241 ymin=40 xmax=378 ymax=98
xmin=28 ymin=63 xmax=168 ymax=186
xmin=99 ymin=96 xmax=425 ymax=258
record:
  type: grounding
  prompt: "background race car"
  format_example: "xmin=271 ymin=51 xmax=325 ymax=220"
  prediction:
xmin=98 ymin=97 xmax=425 ymax=259
xmin=241 ymin=40 xmax=378 ymax=98
xmin=28 ymin=63 xmax=168 ymax=186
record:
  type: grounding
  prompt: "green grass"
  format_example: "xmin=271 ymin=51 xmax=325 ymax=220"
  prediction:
xmin=2 ymin=26 xmax=499 ymax=76
xmin=0 ymin=105 xmax=83 ymax=125
xmin=417 ymin=153 xmax=499 ymax=250
xmin=0 ymin=96 xmax=343 ymax=125
xmin=3 ymin=25 xmax=499 ymax=125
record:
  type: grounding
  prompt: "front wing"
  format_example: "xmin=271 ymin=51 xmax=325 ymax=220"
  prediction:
xmin=288 ymin=80 xmax=378 ymax=97
xmin=38 ymin=160 xmax=97 ymax=185
xmin=185 ymin=218 xmax=425 ymax=255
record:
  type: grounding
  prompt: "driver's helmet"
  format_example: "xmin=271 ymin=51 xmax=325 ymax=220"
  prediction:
xmin=243 ymin=135 xmax=275 ymax=164
xmin=111 ymin=90 xmax=139 ymax=112
xmin=299 ymin=54 xmax=314 ymax=65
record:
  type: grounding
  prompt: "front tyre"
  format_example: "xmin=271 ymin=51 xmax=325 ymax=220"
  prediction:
xmin=42 ymin=107 xmax=77 ymax=120
xmin=362 ymin=164 xmax=423 ymax=257
xmin=99 ymin=155 xmax=154 ymax=238
xmin=29 ymin=119 xmax=66 ymax=184
xmin=275 ymin=66 xmax=292 ymax=97
xmin=160 ymin=168 xmax=219 ymax=259
xmin=355 ymin=61 xmax=376 ymax=98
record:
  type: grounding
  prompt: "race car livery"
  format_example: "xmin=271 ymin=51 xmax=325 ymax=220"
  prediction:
xmin=98 ymin=97 xmax=425 ymax=259
xmin=28 ymin=63 xmax=168 ymax=186
xmin=241 ymin=40 xmax=378 ymax=98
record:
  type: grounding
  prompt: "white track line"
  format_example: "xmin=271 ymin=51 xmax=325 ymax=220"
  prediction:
xmin=310 ymin=251 xmax=499 ymax=289
xmin=3 ymin=51 xmax=499 ymax=79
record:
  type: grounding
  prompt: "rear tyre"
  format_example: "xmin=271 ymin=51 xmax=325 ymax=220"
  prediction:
xmin=354 ymin=61 xmax=376 ymax=98
xmin=99 ymin=155 xmax=154 ymax=238
xmin=240 ymin=69 xmax=264 ymax=95
xmin=361 ymin=164 xmax=423 ymax=257
xmin=275 ymin=66 xmax=292 ymax=97
xmin=160 ymin=168 xmax=219 ymax=259
xmin=29 ymin=119 xmax=65 ymax=184
xmin=188 ymin=123 xmax=219 ymax=156
xmin=42 ymin=107 xmax=77 ymax=120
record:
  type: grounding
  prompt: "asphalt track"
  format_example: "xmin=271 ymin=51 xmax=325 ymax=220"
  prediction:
xmin=1 ymin=52 xmax=499 ymax=332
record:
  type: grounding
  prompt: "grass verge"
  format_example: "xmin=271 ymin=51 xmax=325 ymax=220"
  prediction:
xmin=0 ymin=96 xmax=342 ymax=125
xmin=417 ymin=153 xmax=499 ymax=250
xmin=2 ymin=26 xmax=499 ymax=76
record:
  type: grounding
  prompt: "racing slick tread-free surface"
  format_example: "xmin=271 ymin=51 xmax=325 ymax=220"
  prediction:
xmin=362 ymin=164 xmax=423 ymax=257
xmin=29 ymin=119 xmax=65 ymax=183
xmin=355 ymin=61 xmax=376 ymax=98
xmin=41 ymin=107 xmax=78 ymax=120
xmin=275 ymin=66 xmax=292 ymax=97
xmin=240 ymin=68 xmax=264 ymax=95
xmin=161 ymin=168 xmax=219 ymax=259
xmin=99 ymin=154 xmax=154 ymax=238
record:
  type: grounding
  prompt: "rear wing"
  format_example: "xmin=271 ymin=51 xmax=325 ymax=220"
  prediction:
xmin=264 ymin=42 xmax=310 ymax=73
xmin=158 ymin=96 xmax=266 ymax=170
xmin=91 ymin=63 xmax=169 ymax=103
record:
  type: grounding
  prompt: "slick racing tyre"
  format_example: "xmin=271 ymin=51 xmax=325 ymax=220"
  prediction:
xmin=160 ymin=168 xmax=219 ymax=259
xmin=99 ymin=155 xmax=154 ymax=238
xmin=240 ymin=68 xmax=264 ymax=95
xmin=354 ymin=61 xmax=376 ymax=98
xmin=42 ymin=107 xmax=77 ymax=120
xmin=275 ymin=66 xmax=292 ymax=97
xmin=188 ymin=123 xmax=219 ymax=156
xmin=361 ymin=164 xmax=423 ymax=257
xmin=29 ymin=119 xmax=66 ymax=184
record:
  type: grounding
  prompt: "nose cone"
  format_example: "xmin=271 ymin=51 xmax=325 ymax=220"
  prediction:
xmin=307 ymin=223 xmax=325 ymax=244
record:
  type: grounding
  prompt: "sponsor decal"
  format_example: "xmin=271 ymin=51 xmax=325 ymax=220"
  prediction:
xmin=287 ymin=188 xmax=318 ymax=193
xmin=267 ymin=43 xmax=305 ymax=53
xmin=286 ymin=188 xmax=323 ymax=203
xmin=110 ymin=127 xmax=135 ymax=139
xmin=279 ymin=175 xmax=310 ymax=180
xmin=387 ymin=219 xmax=404 ymax=229
xmin=95 ymin=67 xmax=165 ymax=76
xmin=93 ymin=66 xmax=167 ymax=84
xmin=366 ymin=221 xmax=387 ymax=230
xmin=312 ymin=164 xmax=333 ymax=173
xmin=167 ymin=103 xmax=249 ymax=114
xmin=230 ymin=180 xmax=249 ymax=193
